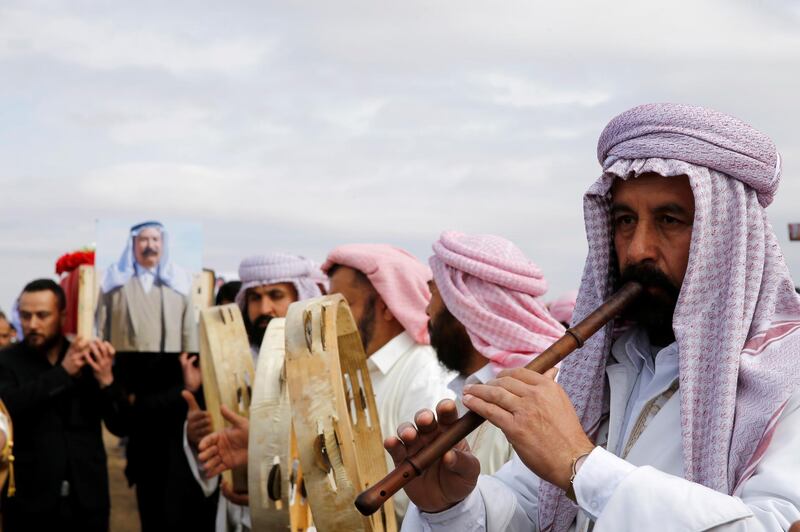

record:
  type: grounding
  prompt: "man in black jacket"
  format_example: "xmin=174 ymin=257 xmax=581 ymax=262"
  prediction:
xmin=0 ymin=279 xmax=125 ymax=532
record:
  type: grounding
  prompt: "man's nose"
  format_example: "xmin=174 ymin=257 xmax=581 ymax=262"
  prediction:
xmin=259 ymin=298 xmax=275 ymax=316
xmin=626 ymin=221 xmax=659 ymax=265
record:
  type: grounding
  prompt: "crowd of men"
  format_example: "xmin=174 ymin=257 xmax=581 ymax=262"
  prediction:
xmin=0 ymin=103 xmax=799 ymax=532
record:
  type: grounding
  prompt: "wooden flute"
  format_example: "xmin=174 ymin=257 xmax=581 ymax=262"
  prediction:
xmin=354 ymin=281 xmax=643 ymax=516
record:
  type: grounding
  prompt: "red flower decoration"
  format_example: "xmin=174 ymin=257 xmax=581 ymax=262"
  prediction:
xmin=55 ymin=249 xmax=95 ymax=275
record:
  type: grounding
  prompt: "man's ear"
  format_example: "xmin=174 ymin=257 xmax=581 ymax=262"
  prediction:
xmin=376 ymin=295 xmax=395 ymax=322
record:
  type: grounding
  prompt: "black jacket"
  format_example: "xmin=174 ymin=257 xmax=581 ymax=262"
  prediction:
xmin=0 ymin=340 xmax=126 ymax=516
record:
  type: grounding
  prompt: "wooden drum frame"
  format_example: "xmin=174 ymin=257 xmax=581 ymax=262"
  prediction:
xmin=285 ymin=294 xmax=397 ymax=532
xmin=199 ymin=304 xmax=255 ymax=493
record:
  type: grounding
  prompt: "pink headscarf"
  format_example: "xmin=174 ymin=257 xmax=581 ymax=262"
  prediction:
xmin=547 ymin=290 xmax=578 ymax=326
xmin=539 ymin=103 xmax=800 ymax=532
xmin=322 ymin=244 xmax=432 ymax=345
xmin=429 ymin=231 xmax=564 ymax=374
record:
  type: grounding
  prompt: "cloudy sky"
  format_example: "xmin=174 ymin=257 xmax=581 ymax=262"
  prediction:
xmin=2 ymin=0 xmax=800 ymax=312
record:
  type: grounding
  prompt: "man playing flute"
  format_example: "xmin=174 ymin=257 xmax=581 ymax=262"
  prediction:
xmin=392 ymin=103 xmax=800 ymax=531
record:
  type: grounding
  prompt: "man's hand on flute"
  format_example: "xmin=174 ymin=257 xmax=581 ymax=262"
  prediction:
xmin=384 ymin=399 xmax=480 ymax=513
xmin=462 ymin=367 xmax=595 ymax=491
xmin=197 ymin=405 xmax=250 ymax=478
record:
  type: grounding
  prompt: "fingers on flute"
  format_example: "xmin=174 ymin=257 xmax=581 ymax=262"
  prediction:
xmin=395 ymin=421 xmax=422 ymax=453
xmin=496 ymin=367 xmax=553 ymax=386
xmin=463 ymin=383 xmax=519 ymax=413
xmin=414 ymin=409 xmax=439 ymax=435
xmin=442 ymin=448 xmax=481 ymax=478
xmin=486 ymin=376 xmax=530 ymax=397
xmin=384 ymin=436 xmax=407 ymax=466
xmin=435 ymin=399 xmax=459 ymax=426
xmin=462 ymin=392 xmax=514 ymax=430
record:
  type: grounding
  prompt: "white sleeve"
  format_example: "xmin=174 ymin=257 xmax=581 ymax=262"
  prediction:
xmin=579 ymin=395 xmax=800 ymax=532
xmin=182 ymin=420 xmax=219 ymax=497
xmin=403 ymin=453 xmax=541 ymax=532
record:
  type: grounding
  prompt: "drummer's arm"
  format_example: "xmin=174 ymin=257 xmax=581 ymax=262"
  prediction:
xmin=97 ymin=377 xmax=129 ymax=437
xmin=0 ymin=358 xmax=73 ymax=416
xmin=182 ymin=420 xmax=219 ymax=496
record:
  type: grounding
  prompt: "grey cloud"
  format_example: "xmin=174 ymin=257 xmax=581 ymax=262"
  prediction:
xmin=1 ymin=0 xmax=799 ymax=310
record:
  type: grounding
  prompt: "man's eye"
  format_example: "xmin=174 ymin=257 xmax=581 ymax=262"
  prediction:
xmin=661 ymin=215 xmax=681 ymax=225
xmin=614 ymin=215 xmax=635 ymax=226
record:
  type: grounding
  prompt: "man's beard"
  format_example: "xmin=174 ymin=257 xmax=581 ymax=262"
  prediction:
xmin=357 ymin=295 xmax=376 ymax=352
xmin=245 ymin=314 xmax=272 ymax=349
xmin=619 ymin=262 xmax=680 ymax=346
xmin=24 ymin=330 xmax=62 ymax=353
xmin=429 ymin=306 xmax=474 ymax=376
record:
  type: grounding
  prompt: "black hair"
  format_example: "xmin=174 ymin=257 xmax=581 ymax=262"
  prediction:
xmin=22 ymin=279 xmax=67 ymax=311
xmin=326 ymin=263 xmax=372 ymax=289
xmin=215 ymin=281 xmax=243 ymax=306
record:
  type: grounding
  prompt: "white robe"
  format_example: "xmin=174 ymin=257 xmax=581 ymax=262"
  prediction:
xmin=448 ymin=367 xmax=514 ymax=477
xmin=403 ymin=328 xmax=800 ymax=531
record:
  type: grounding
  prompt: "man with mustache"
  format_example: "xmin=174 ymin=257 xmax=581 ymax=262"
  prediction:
xmin=0 ymin=279 xmax=124 ymax=531
xmin=426 ymin=231 xmax=565 ymax=475
xmin=95 ymin=220 xmax=209 ymax=531
xmin=182 ymin=253 xmax=324 ymax=532
xmin=322 ymin=243 xmax=457 ymax=518
xmin=393 ymin=104 xmax=800 ymax=530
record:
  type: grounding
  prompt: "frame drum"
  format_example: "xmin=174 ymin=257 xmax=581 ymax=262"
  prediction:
xmin=285 ymin=295 xmax=397 ymax=532
xmin=199 ymin=304 xmax=255 ymax=493
xmin=248 ymin=318 xmax=313 ymax=531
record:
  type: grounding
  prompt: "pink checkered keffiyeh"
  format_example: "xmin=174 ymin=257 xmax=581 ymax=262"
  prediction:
xmin=430 ymin=231 xmax=564 ymax=373
xmin=234 ymin=253 xmax=324 ymax=308
xmin=322 ymin=244 xmax=433 ymax=344
xmin=539 ymin=103 xmax=800 ymax=532
xmin=548 ymin=290 xmax=578 ymax=326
